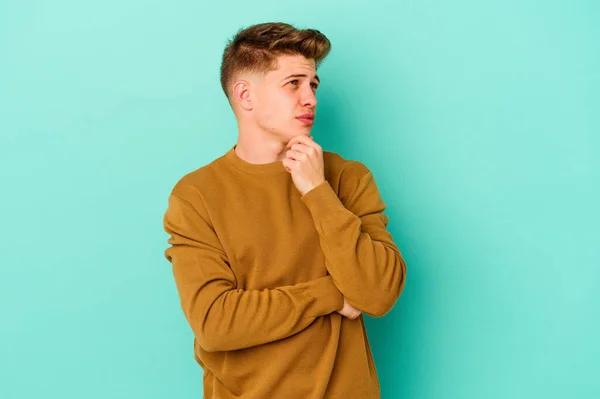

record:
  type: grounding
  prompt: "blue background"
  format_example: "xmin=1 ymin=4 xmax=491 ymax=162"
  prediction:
xmin=1 ymin=1 xmax=598 ymax=398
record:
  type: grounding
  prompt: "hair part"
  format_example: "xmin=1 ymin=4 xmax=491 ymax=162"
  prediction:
xmin=220 ymin=22 xmax=331 ymax=100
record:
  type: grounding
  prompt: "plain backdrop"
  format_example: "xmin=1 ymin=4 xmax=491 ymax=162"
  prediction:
xmin=1 ymin=1 xmax=598 ymax=398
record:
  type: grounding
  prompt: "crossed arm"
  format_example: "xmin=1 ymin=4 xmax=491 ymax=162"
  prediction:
xmin=163 ymin=165 xmax=406 ymax=352
xmin=300 ymin=162 xmax=406 ymax=318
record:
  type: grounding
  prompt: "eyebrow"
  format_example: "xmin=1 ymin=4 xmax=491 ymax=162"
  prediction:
xmin=283 ymin=74 xmax=320 ymax=83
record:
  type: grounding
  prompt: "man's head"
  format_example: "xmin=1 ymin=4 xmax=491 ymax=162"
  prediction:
xmin=220 ymin=22 xmax=331 ymax=142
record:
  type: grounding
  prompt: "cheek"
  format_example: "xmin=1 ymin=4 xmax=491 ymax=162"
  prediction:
xmin=261 ymin=93 xmax=293 ymax=122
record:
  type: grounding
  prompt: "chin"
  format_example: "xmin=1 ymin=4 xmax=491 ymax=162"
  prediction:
xmin=277 ymin=130 xmax=310 ymax=142
xmin=298 ymin=126 xmax=313 ymax=135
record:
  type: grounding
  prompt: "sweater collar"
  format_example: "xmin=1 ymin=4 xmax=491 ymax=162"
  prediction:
xmin=225 ymin=145 xmax=288 ymax=175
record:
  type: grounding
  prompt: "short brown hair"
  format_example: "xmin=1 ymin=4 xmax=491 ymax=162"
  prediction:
xmin=220 ymin=22 xmax=331 ymax=99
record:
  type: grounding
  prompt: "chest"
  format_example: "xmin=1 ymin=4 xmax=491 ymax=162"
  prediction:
xmin=204 ymin=176 xmax=330 ymax=289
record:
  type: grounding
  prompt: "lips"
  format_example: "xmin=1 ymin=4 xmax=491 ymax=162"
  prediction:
xmin=297 ymin=114 xmax=315 ymax=125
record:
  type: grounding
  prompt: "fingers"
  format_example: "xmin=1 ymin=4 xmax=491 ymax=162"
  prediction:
xmin=286 ymin=135 xmax=322 ymax=152
xmin=282 ymin=157 xmax=297 ymax=172
xmin=338 ymin=311 xmax=361 ymax=320
xmin=289 ymin=143 xmax=318 ymax=156
xmin=285 ymin=149 xmax=307 ymax=161
xmin=337 ymin=298 xmax=362 ymax=319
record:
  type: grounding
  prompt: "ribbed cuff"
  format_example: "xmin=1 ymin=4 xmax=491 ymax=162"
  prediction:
xmin=301 ymin=181 xmax=347 ymax=225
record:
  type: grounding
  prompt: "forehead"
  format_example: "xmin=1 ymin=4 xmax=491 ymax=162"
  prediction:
xmin=268 ymin=54 xmax=316 ymax=78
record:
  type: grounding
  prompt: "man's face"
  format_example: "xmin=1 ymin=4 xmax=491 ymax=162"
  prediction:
xmin=251 ymin=54 xmax=320 ymax=141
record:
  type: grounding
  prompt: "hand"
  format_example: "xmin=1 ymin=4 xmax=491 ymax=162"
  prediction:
xmin=337 ymin=297 xmax=362 ymax=320
xmin=282 ymin=135 xmax=325 ymax=196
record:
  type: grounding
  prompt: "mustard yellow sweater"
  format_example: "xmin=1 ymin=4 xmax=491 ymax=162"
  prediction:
xmin=163 ymin=145 xmax=406 ymax=399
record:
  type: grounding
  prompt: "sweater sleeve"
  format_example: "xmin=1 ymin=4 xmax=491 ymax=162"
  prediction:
xmin=300 ymin=163 xmax=407 ymax=317
xmin=163 ymin=190 xmax=344 ymax=353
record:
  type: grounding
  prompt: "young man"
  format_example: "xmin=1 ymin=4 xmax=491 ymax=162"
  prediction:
xmin=163 ymin=22 xmax=406 ymax=399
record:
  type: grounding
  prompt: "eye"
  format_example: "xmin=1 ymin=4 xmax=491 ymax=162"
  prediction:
xmin=288 ymin=79 xmax=299 ymax=86
xmin=311 ymin=82 xmax=319 ymax=91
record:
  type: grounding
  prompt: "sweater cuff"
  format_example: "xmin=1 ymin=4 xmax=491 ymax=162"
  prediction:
xmin=301 ymin=181 xmax=347 ymax=224
xmin=304 ymin=275 xmax=344 ymax=317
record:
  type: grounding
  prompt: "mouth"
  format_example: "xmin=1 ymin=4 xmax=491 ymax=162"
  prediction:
xmin=296 ymin=114 xmax=315 ymax=125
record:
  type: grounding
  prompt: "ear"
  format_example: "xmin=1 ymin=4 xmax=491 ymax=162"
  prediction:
xmin=232 ymin=80 xmax=253 ymax=111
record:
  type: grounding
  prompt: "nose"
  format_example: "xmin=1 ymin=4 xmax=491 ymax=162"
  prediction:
xmin=301 ymin=87 xmax=317 ymax=108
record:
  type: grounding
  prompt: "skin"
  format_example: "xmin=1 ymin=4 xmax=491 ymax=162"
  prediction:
xmin=230 ymin=54 xmax=362 ymax=320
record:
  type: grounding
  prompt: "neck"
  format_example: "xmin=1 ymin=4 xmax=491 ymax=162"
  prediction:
xmin=235 ymin=126 xmax=288 ymax=164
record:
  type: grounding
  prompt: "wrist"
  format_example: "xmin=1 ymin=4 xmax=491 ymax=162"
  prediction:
xmin=302 ymin=179 xmax=326 ymax=196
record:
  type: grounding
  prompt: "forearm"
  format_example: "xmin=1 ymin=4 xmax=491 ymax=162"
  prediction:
xmin=301 ymin=178 xmax=406 ymax=317
xmin=320 ymin=212 xmax=405 ymax=317
xmin=173 ymin=271 xmax=343 ymax=352
xmin=164 ymin=192 xmax=344 ymax=352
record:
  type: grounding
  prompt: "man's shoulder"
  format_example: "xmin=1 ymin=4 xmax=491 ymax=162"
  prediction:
xmin=323 ymin=150 xmax=376 ymax=205
xmin=168 ymin=151 xmax=230 ymax=200
xmin=323 ymin=150 xmax=371 ymax=179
